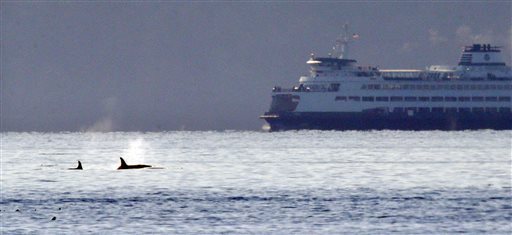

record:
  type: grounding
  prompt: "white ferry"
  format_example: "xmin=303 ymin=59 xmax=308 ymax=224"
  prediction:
xmin=260 ymin=27 xmax=512 ymax=131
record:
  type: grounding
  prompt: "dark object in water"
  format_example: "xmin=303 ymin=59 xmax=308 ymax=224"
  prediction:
xmin=51 ymin=216 xmax=56 ymax=221
xmin=68 ymin=161 xmax=83 ymax=170
xmin=117 ymin=157 xmax=151 ymax=170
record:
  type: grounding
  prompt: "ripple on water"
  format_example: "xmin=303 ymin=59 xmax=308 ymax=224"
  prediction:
xmin=1 ymin=131 xmax=511 ymax=233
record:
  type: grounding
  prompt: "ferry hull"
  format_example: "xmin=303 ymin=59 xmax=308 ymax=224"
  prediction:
xmin=262 ymin=112 xmax=512 ymax=131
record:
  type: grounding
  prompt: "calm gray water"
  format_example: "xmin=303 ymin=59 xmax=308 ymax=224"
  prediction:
xmin=1 ymin=130 xmax=511 ymax=234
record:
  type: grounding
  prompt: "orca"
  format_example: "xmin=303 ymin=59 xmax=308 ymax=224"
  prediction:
xmin=117 ymin=157 xmax=151 ymax=170
xmin=68 ymin=160 xmax=83 ymax=170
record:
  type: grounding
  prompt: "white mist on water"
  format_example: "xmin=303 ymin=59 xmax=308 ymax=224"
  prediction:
xmin=122 ymin=138 xmax=150 ymax=166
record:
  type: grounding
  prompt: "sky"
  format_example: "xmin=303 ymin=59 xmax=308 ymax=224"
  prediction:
xmin=2 ymin=1 xmax=511 ymax=131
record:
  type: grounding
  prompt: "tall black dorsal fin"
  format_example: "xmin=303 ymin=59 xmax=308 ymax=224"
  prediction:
xmin=76 ymin=161 xmax=83 ymax=170
xmin=120 ymin=157 xmax=128 ymax=168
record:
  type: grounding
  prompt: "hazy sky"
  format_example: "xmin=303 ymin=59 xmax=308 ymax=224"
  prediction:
xmin=2 ymin=2 xmax=511 ymax=131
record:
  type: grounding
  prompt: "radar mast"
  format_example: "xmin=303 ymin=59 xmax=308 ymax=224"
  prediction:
xmin=332 ymin=24 xmax=358 ymax=59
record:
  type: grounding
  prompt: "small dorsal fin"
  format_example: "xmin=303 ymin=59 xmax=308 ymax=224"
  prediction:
xmin=120 ymin=157 xmax=128 ymax=167
xmin=76 ymin=160 xmax=83 ymax=170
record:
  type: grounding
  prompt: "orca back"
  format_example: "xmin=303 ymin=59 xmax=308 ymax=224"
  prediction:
xmin=118 ymin=157 xmax=151 ymax=169
xmin=68 ymin=160 xmax=83 ymax=170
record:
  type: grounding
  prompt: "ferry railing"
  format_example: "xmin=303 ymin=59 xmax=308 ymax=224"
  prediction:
xmin=272 ymin=86 xmax=339 ymax=93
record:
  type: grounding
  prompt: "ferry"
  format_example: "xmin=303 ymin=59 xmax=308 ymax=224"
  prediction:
xmin=260 ymin=26 xmax=512 ymax=131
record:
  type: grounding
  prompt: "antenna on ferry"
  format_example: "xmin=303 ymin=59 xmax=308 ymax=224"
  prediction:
xmin=332 ymin=23 xmax=359 ymax=59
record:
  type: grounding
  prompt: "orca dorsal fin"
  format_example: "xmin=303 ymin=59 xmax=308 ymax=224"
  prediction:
xmin=120 ymin=157 xmax=128 ymax=168
xmin=76 ymin=160 xmax=83 ymax=170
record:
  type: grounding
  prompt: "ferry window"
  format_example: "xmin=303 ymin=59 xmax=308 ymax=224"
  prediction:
xmin=459 ymin=107 xmax=471 ymax=112
xmin=445 ymin=97 xmax=457 ymax=102
xmin=497 ymin=85 xmax=504 ymax=89
xmin=458 ymin=97 xmax=471 ymax=102
xmin=376 ymin=97 xmax=389 ymax=101
xmin=361 ymin=84 xmax=367 ymax=89
xmin=348 ymin=96 xmax=360 ymax=101
xmin=390 ymin=96 xmax=403 ymax=101
xmin=465 ymin=85 xmax=471 ymax=90
xmin=505 ymin=84 xmax=511 ymax=89
xmin=329 ymin=83 xmax=340 ymax=92
xmin=499 ymin=96 xmax=511 ymax=102
xmin=418 ymin=107 xmax=430 ymax=112
xmin=362 ymin=96 xmax=374 ymax=102
xmin=432 ymin=107 xmax=444 ymax=112
xmin=335 ymin=96 xmax=347 ymax=101
xmin=423 ymin=85 xmax=430 ymax=90
xmin=472 ymin=107 xmax=485 ymax=113
xmin=308 ymin=85 xmax=320 ymax=90
xmin=485 ymin=97 xmax=498 ymax=102
xmin=419 ymin=97 xmax=430 ymax=101
xmin=446 ymin=107 xmax=457 ymax=112
xmin=393 ymin=107 xmax=404 ymax=112
xmin=490 ymin=85 xmax=497 ymax=89
xmin=457 ymin=85 xmax=463 ymax=90
xmin=450 ymin=85 xmax=456 ymax=90
xmin=443 ymin=85 xmax=449 ymax=89
xmin=436 ymin=85 xmax=444 ymax=90
xmin=403 ymin=84 xmax=410 ymax=89
xmin=472 ymin=96 xmax=484 ymax=102
xmin=499 ymin=107 xmax=511 ymax=113
xmin=430 ymin=85 xmax=436 ymax=90
xmin=470 ymin=85 xmax=477 ymax=90
xmin=486 ymin=107 xmax=498 ymax=112
xmin=404 ymin=97 xmax=417 ymax=101
xmin=432 ymin=96 xmax=443 ymax=102
xmin=483 ymin=85 xmax=489 ymax=90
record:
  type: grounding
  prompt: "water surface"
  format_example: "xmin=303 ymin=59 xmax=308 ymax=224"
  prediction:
xmin=1 ymin=131 xmax=511 ymax=233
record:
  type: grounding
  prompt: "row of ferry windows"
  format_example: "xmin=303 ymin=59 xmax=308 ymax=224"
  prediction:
xmin=362 ymin=84 xmax=512 ymax=90
xmin=335 ymin=96 xmax=512 ymax=102
xmin=392 ymin=107 xmax=511 ymax=113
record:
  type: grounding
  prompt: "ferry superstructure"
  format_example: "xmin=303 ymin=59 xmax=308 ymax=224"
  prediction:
xmin=260 ymin=28 xmax=512 ymax=131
